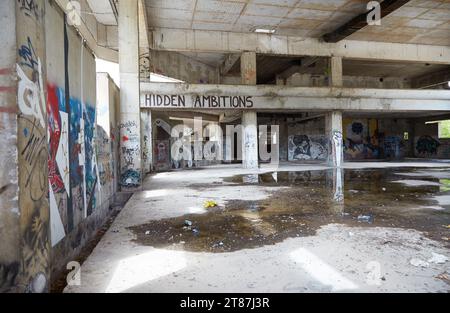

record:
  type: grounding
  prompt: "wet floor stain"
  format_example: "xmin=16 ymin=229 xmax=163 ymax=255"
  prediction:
xmin=129 ymin=168 xmax=450 ymax=253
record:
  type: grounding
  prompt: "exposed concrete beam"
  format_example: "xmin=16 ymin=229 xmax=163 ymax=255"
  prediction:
xmin=323 ymin=0 xmax=411 ymax=43
xmin=329 ymin=56 xmax=343 ymax=87
xmin=220 ymin=54 xmax=240 ymax=76
xmin=157 ymin=111 xmax=220 ymax=122
xmin=220 ymin=112 xmax=242 ymax=123
xmin=411 ymin=68 xmax=450 ymax=89
xmin=277 ymin=57 xmax=319 ymax=79
xmin=140 ymin=82 xmax=450 ymax=113
xmin=151 ymin=28 xmax=450 ymax=65
xmin=55 ymin=0 xmax=118 ymax=62
xmin=138 ymin=0 xmax=149 ymax=50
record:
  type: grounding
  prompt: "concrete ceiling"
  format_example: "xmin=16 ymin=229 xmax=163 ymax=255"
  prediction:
xmin=348 ymin=0 xmax=450 ymax=45
xmin=86 ymin=0 xmax=117 ymax=25
xmin=145 ymin=0 xmax=450 ymax=45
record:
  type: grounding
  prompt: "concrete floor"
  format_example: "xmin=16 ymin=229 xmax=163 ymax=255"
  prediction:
xmin=64 ymin=162 xmax=450 ymax=293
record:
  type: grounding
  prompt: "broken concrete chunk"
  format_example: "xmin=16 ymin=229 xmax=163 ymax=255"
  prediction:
xmin=184 ymin=220 xmax=193 ymax=226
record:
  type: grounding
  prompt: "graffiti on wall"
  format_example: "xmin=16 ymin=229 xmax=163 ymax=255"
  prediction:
xmin=154 ymin=140 xmax=170 ymax=171
xmin=16 ymin=24 xmax=51 ymax=292
xmin=416 ymin=135 xmax=440 ymax=156
xmin=384 ymin=136 xmax=403 ymax=159
xmin=288 ymin=135 xmax=327 ymax=161
xmin=343 ymin=119 xmax=380 ymax=160
xmin=0 ymin=262 xmax=20 ymax=292
xmin=46 ymin=84 xmax=102 ymax=247
xmin=18 ymin=0 xmax=41 ymax=20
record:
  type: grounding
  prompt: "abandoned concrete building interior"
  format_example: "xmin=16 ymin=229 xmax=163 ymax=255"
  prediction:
xmin=1 ymin=0 xmax=450 ymax=294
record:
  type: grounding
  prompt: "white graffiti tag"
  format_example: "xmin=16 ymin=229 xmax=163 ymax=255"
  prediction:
xmin=17 ymin=60 xmax=46 ymax=128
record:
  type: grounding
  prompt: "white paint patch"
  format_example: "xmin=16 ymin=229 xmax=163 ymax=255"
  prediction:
xmin=79 ymin=114 xmax=87 ymax=218
xmin=57 ymin=112 xmax=70 ymax=193
xmin=16 ymin=63 xmax=45 ymax=128
xmin=49 ymin=184 xmax=66 ymax=247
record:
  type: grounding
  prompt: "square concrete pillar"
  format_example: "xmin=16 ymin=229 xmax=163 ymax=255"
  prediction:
xmin=119 ymin=0 xmax=142 ymax=189
xmin=241 ymin=51 xmax=257 ymax=85
xmin=141 ymin=110 xmax=152 ymax=173
xmin=241 ymin=51 xmax=259 ymax=169
xmin=242 ymin=112 xmax=259 ymax=169
xmin=326 ymin=111 xmax=344 ymax=167
xmin=329 ymin=56 xmax=343 ymax=87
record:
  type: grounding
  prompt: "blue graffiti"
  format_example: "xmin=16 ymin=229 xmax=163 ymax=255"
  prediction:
xmin=84 ymin=103 xmax=97 ymax=215
xmin=18 ymin=37 xmax=38 ymax=72
xmin=120 ymin=169 xmax=141 ymax=188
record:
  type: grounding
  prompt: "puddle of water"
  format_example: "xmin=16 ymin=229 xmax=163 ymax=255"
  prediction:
xmin=129 ymin=168 xmax=450 ymax=253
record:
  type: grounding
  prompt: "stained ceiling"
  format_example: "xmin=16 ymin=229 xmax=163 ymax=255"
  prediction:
xmin=144 ymin=0 xmax=450 ymax=46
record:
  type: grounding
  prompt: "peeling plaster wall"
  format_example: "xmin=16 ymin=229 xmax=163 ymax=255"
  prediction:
xmin=0 ymin=0 xmax=20 ymax=293
xmin=149 ymin=51 xmax=218 ymax=84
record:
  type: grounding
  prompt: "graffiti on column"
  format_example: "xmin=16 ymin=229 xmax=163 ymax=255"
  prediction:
xmin=332 ymin=130 xmax=343 ymax=167
xmin=119 ymin=120 xmax=141 ymax=188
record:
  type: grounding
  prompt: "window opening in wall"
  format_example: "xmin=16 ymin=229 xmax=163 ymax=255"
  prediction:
xmin=439 ymin=120 xmax=450 ymax=139
xmin=425 ymin=120 xmax=450 ymax=139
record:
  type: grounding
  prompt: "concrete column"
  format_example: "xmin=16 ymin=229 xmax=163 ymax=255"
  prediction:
xmin=241 ymin=51 xmax=257 ymax=85
xmin=141 ymin=110 xmax=152 ymax=173
xmin=242 ymin=112 xmax=259 ymax=169
xmin=329 ymin=56 xmax=343 ymax=87
xmin=118 ymin=0 xmax=141 ymax=189
xmin=241 ymin=52 xmax=258 ymax=169
xmin=326 ymin=111 xmax=344 ymax=167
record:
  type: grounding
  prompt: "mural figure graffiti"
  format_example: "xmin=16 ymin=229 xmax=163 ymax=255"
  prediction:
xmin=416 ymin=135 xmax=440 ymax=156
xmin=288 ymin=135 xmax=327 ymax=161
xmin=344 ymin=119 xmax=380 ymax=160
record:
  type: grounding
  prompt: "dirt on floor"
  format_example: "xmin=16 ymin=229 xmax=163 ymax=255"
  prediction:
xmin=129 ymin=168 xmax=450 ymax=253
